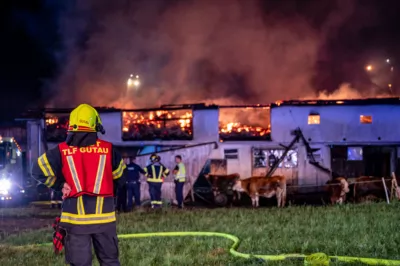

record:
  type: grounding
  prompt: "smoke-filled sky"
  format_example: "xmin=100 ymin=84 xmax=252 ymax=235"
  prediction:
xmin=2 ymin=0 xmax=400 ymax=119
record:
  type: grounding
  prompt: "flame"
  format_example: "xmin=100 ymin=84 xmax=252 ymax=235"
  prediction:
xmin=46 ymin=117 xmax=59 ymax=125
xmin=122 ymin=110 xmax=193 ymax=137
xmin=46 ymin=108 xmax=271 ymax=140
xmin=219 ymin=122 xmax=270 ymax=137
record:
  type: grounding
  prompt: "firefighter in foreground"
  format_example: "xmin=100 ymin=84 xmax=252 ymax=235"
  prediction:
xmin=173 ymin=155 xmax=186 ymax=209
xmin=144 ymin=154 xmax=169 ymax=208
xmin=32 ymin=104 xmax=126 ymax=266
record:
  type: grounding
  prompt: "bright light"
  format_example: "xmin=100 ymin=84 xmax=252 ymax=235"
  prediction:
xmin=366 ymin=65 xmax=372 ymax=71
xmin=16 ymin=150 xmax=21 ymax=157
xmin=0 ymin=179 xmax=11 ymax=190
xmin=127 ymin=74 xmax=140 ymax=89
xmin=386 ymin=59 xmax=390 ymax=63
xmin=388 ymin=84 xmax=392 ymax=88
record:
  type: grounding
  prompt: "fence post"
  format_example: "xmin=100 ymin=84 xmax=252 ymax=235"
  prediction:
xmin=382 ymin=177 xmax=390 ymax=204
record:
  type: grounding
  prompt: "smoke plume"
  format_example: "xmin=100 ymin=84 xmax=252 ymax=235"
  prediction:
xmin=49 ymin=0 xmax=321 ymax=108
xmin=49 ymin=0 xmax=388 ymax=111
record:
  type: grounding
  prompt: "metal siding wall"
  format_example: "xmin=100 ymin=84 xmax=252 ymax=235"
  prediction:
xmin=271 ymin=105 xmax=400 ymax=143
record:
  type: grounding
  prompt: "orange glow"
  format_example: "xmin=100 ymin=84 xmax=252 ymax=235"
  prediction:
xmin=219 ymin=122 xmax=271 ymax=136
xmin=122 ymin=110 xmax=193 ymax=135
xmin=46 ymin=117 xmax=59 ymax=125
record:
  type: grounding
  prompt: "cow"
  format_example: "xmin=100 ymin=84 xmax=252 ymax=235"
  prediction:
xmin=325 ymin=177 xmax=350 ymax=204
xmin=351 ymin=176 xmax=399 ymax=203
xmin=205 ymin=173 xmax=241 ymax=206
xmin=232 ymin=175 xmax=287 ymax=208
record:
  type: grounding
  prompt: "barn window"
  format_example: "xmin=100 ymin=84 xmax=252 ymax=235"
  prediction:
xmin=252 ymin=149 xmax=298 ymax=168
xmin=224 ymin=149 xmax=238 ymax=159
xmin=360 ymin=115 xmax=372 ymax=124
xmin=347 ymin=147 xmax=363 ymax=161
xmin=308 ymin=114 xmax=320 ymax=125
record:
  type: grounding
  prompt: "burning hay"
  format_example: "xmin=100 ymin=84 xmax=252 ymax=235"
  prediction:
xmin=44 ymin=105 xmax=272 ymax=142
xmin=219 ymin=107 xmax=271 ymax=141
xmin=122 ymin=110 xmax=193 ymax=140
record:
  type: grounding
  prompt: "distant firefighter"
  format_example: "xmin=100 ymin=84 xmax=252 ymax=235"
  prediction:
xmin=144 ymin=154 xmax=170 ymax=208
xmin=173 ymin=155 xmax=186 ymax=209
xmin=125 ymin=156 xmax=145 ymax=211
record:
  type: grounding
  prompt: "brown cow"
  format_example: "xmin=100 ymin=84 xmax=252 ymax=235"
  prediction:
xmin=205 ymin=173 xmax=240 ymax=197
xmin=352 ymin=176 xmax=399 ymax=202
xmin=205 ymin=173 xmax=241 ymax=206
xmin=326 ymin=177 xmax=350 ymax=204
xmin=232 ymin=176 xmax=287 ymax=208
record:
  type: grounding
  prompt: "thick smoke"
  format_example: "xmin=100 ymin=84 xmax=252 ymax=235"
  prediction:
xmin=307 ymin=83 xmax=393 ymax=100
xmin=50 ymin=0 xmax=323 ymax=108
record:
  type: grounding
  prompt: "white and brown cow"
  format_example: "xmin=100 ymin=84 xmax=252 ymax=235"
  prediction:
xmin=232 ymin=175 xmax=287 ymax=208
xmin=326 ymin=177 xmax=350 ymax=204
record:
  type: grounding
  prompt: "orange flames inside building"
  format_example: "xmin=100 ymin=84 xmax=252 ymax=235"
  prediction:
xmin=219 ymin=107 xmax=271 ymax=140
xmin=122 ymin=110 xmax=193 ymax=140
xmin=45 ymin=106 xmax=271 ymax=141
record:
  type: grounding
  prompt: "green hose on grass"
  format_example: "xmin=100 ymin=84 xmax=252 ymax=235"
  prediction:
xmin=14 ymin=231 xmax=400 ymax=265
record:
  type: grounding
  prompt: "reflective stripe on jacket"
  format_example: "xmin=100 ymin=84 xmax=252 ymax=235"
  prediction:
xmin=175 ymin=162 xmax=186 ymax=182
xmin=60 ymin=195 xmax=116 ymax=225
xmin=58 ymin=139 xmax=115 ymax=197
xmin=145 ymin=164 xmax=170 ymax=183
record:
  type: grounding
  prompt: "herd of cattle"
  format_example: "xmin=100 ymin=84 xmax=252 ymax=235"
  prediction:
xmin=205 ymin=174 xmax=400 ymax=208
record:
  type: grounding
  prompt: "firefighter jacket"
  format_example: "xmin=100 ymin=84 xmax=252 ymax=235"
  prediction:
xmin=31 ymin=132 xmax=126 ymax=234
xmin=144 ymin=163 xmax=170 ymax=183
xmin=126 ymin=163 xmax=145 ymax=182
xmin=173 ymin=162 xmax=186 ymax=182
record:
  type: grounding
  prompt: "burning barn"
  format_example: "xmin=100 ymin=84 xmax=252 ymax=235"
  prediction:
xmin=20 ymin=98 xmax=400 ymax=204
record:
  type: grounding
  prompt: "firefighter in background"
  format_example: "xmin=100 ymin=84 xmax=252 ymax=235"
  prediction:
xmin=116 ymin=157 xmax=128 ymax=213
xmin=31 ymin=104 xmax=126 ymax=266
xmin=50 ymin=189 xmax=62 ymax=209
xmin=144 ymin=154 xmax=169 ymax=208
xmin=173 ymin=155 xmax=186 ymax=209
xmin=125 ymin=156 xmax=145 ymax=211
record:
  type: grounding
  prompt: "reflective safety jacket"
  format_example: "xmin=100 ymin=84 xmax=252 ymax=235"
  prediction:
xmin=174 ymin=162 xmax=186 ymax=182
xmin=32 ymin=135 xmax=126 ymax=233
xmin=144 ymin=164 xmax=170 ymax=183
xmin=58 ymin=140 xmax=114 ymax=197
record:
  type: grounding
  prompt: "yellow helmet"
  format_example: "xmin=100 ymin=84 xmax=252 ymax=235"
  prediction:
xmin=68 ymin=104 xmax=105 ymax=134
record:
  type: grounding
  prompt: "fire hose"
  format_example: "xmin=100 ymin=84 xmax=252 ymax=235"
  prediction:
xmin=14 ymin=231 xmax=400 ymax=265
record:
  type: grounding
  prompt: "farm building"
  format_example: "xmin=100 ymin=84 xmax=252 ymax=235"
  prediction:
xmin=19 ymin=98 xmax=400 ymax=203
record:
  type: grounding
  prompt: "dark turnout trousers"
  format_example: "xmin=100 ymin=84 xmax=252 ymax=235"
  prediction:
xmin=175 ymin=181 xmax=184 ymax=208
xmin=127 ymin=181 xmax=141 ymax=210
xmin=148 ymin=182 xmax=163 ymax=208
xmin=65 ymin=226 xmax=120 ymax=266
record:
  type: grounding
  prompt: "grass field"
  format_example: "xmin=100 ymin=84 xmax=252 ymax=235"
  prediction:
xmin=0 ymin=202 xmax=400 ymax=266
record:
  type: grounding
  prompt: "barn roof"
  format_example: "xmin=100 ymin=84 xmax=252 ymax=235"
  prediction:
xmin=270 ymin=97 xmax=400 ymax=108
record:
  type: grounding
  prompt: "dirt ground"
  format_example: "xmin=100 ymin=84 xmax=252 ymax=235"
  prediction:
xmin=0 ymin=208 xmax=59 ymax=239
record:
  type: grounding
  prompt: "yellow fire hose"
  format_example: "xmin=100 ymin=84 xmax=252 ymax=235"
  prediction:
xmin=20 ymin=231 xmax=400 ymax=265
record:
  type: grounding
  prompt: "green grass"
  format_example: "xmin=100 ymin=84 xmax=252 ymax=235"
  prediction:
xmin=1 ymin=203 xmax=400 ymax=265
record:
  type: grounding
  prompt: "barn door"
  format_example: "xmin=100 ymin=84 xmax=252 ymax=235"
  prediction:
xmin=363 ymin=147 xmax=391 ymax=177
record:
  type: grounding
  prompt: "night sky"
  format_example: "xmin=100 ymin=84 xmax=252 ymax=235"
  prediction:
xmin=1 ymin=0 xmax=400 ymax=122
